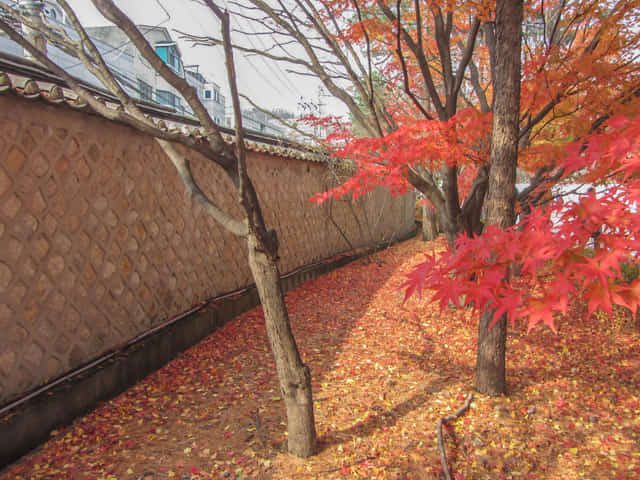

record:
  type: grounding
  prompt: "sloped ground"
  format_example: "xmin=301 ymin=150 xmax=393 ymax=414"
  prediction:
xmin=3 ymin=237 xmax=639 ymax=480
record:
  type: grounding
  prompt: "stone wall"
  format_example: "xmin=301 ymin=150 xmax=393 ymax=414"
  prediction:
xmin=0 ymin=94 xmax=414 ymax=403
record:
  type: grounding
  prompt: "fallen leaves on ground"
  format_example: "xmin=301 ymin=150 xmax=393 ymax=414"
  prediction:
xmin=3 ymin=237 xmax=640 ymax=480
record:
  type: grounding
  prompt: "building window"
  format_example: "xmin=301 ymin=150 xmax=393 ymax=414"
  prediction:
xmin=169 ymin=51 xmax=179 ymax=70
xmin=138 ymin=79 xmax=153 ymax=102
xmin=213 ymin=90 xmax=219 ymax=102
xmin=155 ymin=44 xmax=181 ymax=72
xmin=155 ymin=46 xmax=168 ymax=63
xmin=157 ymin=89 xmax=177 ymax=107
xmin=204 ymin=89 xmax=212 ymax=99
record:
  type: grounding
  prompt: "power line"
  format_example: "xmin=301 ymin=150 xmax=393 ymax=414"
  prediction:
xmin=236 ymin=13 xmax=303 ymax=98
xmin=64 ymin=0 xmax=171 ymax=71
xmin=181 ymin=2 xmax=305 ymax=111
xmin=179 ymin=3 xmax=272 ymax=118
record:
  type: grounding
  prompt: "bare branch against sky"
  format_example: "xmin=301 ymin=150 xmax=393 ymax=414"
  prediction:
xmin=66 ymin=0 xmax=346 ymax=115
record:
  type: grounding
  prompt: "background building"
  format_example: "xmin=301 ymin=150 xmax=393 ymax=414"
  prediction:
xmin=0 ymin=1 xmax=227 ymax=123
xmin=1 ymin=0 xmax=138 ymax=99
xmin=231 ymin=107 xmax=284 ymax=137
xmin=86 ymin=25 xmax=226 ymax=122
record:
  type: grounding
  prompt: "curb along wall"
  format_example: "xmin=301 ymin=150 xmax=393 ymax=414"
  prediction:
xmin=0 ymin=94 xmax=415 ymax=405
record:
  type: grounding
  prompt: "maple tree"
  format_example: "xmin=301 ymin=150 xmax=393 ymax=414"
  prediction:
xmin=275 ymin=0 xmax=640 ymax=394
xmin=475 ymin=0 xmax=523 ymax=395
xmin=398 ymin=0 xmax=640 ymax=395
xmin=0 ymin=0 xmax=317 ymax=456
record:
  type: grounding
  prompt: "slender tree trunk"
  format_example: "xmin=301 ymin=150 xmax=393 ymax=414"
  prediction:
xmin=476 ymin=0 xmax=523 ymax=396
xmin=246 ymin=233 xmax=317 ymax=457
xmin=477 ymin=311 xmax=507 ymax=394
xmin=442 ymin=166 xmax=463 ymax=244
xmin=422 ymin=204 xmax=438 ymax=241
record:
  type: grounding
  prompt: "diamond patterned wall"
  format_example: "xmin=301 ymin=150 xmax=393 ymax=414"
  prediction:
xmin=0 ymin=96 xmax=414 ymax=403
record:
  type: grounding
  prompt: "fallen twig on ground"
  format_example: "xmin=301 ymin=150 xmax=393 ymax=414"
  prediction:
xmin=252 ymin=409 xmax=268 ymax=451
xmin=437 ymin=393 xmax=474 ymax=480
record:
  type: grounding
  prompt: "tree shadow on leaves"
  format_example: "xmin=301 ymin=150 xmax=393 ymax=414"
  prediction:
xmin=318 ymin=374 xmax=459 ymax=450
xmin=315 ymin=313 xmax=475 ymax=451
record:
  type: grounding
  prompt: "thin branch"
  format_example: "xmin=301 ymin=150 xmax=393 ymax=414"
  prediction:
xmin=431 ymin=5 xmax=454 ymax=98
xmin=157 ymin=140 xmax=248 ymax=236
xmin=546 ymin=0 xmax=567 ymax=48
xmin=315 ymin=0 xmax=394 ymax=133
xmin=519 ymin=94 xmax=563 ymax=140
xmin=437 ymin=393 xmax=474 ymax=480
xmin=352 ymin=0 xmax=383 ymax=136
xmin=326 ymin=192 xmax=356 ymax=252
xmin=414 ymin=0 xmax=423 ymax=54
xmin=56 ymin=0 xmax=141 ymax=112
xmin=467 ymin=57 xmax=490 ymax=112
xmin=246 ymin=0 xmax=379 ymax=136
xmin=450 ymin=17 xmax=481 ymax=105
xmin=177 ymin=30 xmax=315 ymax=68
xmin=395 ymin=0 xmax=432 ymax=120
xmin=203 ymin=1 xmax=249 ymax=194
xmin=378 ymin=0 xmax=445 ymax=118
xmin=295 ymin=0 xmax=385 ymax=135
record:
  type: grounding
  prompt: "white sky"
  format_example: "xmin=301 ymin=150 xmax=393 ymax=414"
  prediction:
xmin=67 ymin=0 xmax=346 ymax=117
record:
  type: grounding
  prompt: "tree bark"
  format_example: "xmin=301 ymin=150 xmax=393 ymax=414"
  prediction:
xmin=441 ymin=166 xmax=463 ymax=244
xmin=246 ymin=233 xmax=317 ymax=457
xmin=422 ymin=204 xmax=438 ymax=241
xmin=476 ymin=0 xmax=523 ymax=396
xmin=476 ymin=311 xmax=507 ymax=394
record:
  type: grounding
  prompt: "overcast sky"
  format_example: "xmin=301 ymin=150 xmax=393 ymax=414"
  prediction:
xmin=67 ymin=0 xmax=345 ymax=117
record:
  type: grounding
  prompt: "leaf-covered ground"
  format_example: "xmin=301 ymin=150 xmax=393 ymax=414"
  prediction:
xmin=3 ymin=237 xmax=640 ymax=480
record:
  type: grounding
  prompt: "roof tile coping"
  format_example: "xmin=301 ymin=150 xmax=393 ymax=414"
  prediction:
xmin=0 ymin=66 xmax=329 ymax=163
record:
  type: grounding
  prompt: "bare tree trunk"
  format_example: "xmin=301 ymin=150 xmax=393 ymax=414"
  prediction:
xmin=476 ymin=0 xmax=523 ymax=396
xmin=422 ymin=204 xmax=438 ymax=241
xmin=246 ymin=234 xmax=317 ymax=457
xmin=2 ymin=0 xmax=319 ymax=458
xmin=211 ymin=0 xmax=318 ymax=453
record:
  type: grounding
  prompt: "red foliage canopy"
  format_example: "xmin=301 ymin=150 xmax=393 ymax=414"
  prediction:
xmin=405 ymin=115 xmax=640 ymax=331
